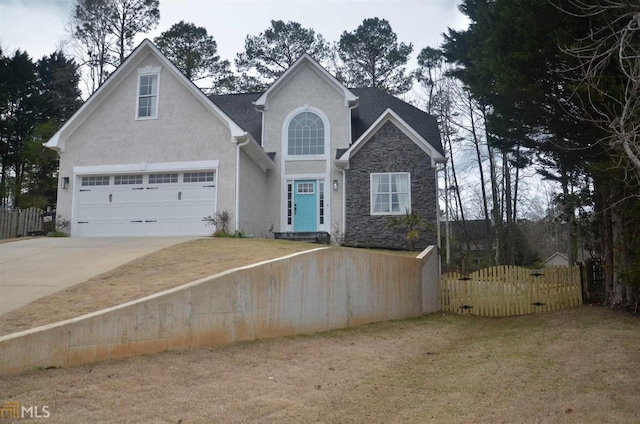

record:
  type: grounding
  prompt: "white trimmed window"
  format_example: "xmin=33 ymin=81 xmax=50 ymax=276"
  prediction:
xmin=81 ymin=176 xmax=110 ymax=186
xmin=319 ymin=180 xmax=325 ymax=225
xmin=184 ymin=172 xmax=215 ymax=183
xmin=149 ymin=173 xmax=178 ymax=184
xmin=136 ymin=67 xmax=161 ymax=119
xmin=296 ymin=182 xmax=315 ymax=194
xmin=114 ymin=175 xmax=143 ymax=185
xmin=287 ymin=111 xmax=324 ymax=155
xmin=287 ymin=182 xmax=293 ymax=225
xmin=370 ymin=173 xmax=411 ymax=215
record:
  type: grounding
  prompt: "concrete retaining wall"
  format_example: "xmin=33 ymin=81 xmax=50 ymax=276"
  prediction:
xmin=0 ymin=246 xmax=439 ymax=377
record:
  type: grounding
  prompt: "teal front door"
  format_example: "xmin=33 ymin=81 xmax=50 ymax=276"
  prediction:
xmin=293 ymin=180 xmax=317 ymax=232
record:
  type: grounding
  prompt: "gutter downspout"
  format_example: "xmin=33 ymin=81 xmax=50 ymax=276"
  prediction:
xmin=340 ymin=168 xmax=346 ymax=238
xmin=435 ymin=158 xmax=448 ymax=274
xmin=235 ymin=135 xmax=251 ymax=232
xmin=341 ymin=99 xmax=359 ymax=241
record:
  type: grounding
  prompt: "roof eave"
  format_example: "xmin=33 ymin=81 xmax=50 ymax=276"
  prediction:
xmin=45 ymin=39 xmax=246 ymax=153
xmin=235 ymin=132 xmax=275 ymax=171
xmin=340 ymin=108 xmax=445 ymax=167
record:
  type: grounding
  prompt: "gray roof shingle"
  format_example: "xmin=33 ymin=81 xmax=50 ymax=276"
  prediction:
xmin=350 ymin=88 xmax=444 ymax=156
xmin=209 ymin=88 xmax=443 ymax=156
xmin=209 ymin=93 xmax=263 ymax=144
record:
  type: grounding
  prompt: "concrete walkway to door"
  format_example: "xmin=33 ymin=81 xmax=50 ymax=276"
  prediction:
xmin=0 ymin=237 xmax=197 ymax=315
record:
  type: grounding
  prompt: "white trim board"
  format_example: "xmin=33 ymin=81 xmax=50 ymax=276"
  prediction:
xmin=73 ymin=160 xmax=220 ymax=175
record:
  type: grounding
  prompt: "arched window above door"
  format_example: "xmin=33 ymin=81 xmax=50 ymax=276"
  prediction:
xmin=287 ymin=111 xmax=325 ymax=156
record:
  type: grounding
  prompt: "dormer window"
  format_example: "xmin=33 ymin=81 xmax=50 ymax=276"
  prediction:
xmin=136 ymin=66 xmax=161 ymax=119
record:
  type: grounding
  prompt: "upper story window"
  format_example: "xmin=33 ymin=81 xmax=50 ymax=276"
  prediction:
xmin=370 ymin=172 xmax=411 ymax=215
xmin=287 ymin=111 xmax=324 ymax=156
xmin=136 ymin=66 xmax=161 ymax=120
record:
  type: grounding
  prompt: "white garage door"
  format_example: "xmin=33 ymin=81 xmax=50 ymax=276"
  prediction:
xmin=74 ymin=171 xmax=216 ymax=236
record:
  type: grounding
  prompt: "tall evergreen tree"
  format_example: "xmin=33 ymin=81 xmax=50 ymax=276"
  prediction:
xmin=338 ymin=18 xmax=413 ymax=94
xmin=442 ymin=0 xmax=639 ymax=307
xmin=235 ymin=20 xmax=330 ymax=91
xmin=154 ymin=21 xmax=234 ymax=93
xmin=0 ymin=50 xmax=81 ymax=209
xmin=108 ymin=0 xmax=160 ymax=64
xmin=0 ymin=48 xmax=9 ymax=208
xmin=38 ymin=52 xmax=83 ymax=121
xmin=0 ymin=51 xmax=43 ymax=208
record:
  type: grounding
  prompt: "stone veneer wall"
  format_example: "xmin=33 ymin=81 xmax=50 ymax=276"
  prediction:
xmin=344 ymin=120 xmax=438 ymax=250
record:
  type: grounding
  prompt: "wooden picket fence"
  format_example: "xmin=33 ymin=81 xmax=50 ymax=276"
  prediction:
xmin=439 ymin=265 xmax=582 ymax=317
xmin=0 ymin=208 xmax=44 ymax=239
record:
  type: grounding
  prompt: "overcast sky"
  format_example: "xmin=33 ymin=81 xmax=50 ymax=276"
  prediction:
xmin=0 ymin=0 xmax=469 ymax=68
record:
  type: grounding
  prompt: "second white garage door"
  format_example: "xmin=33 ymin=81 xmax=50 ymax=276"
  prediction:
xmin=74 ymin=171 xmax=216 ymax=236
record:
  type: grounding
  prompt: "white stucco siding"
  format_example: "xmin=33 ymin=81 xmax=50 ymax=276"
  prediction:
xmin=55 ymin=52 xmax=237 ymax=228
xmin=261 ymin=64 xmax=351 ymax=234
xmin=285 ymin=160 xmax=326 ymax=175
xmin=237 ymin=149 xmax=274 ymax=237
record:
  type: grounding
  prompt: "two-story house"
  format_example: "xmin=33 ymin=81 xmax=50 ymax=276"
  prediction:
xmin=45 ymin=40 xmax=445 ymax=250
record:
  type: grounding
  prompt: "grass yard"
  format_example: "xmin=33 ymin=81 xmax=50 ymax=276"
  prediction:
xmin=1 ymin=307 xmax=638 ymax=423
xmin=0 ymin=238 xmax=317 ymax=336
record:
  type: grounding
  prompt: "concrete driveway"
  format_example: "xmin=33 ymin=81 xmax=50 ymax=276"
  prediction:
xmin=0 ymin=237 xmax=196 ymax=315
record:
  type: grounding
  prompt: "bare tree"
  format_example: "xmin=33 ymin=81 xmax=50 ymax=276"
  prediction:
xmin=416 ymin=47 xmax=506 ymax=267
xmin=68 ymin=0 xmax=159 ymax=95
xmin=557 ymin=1 xmax=640 ymax=181
xmin=70 ymin=0 xmax=114 ymax=94
xmin=108 ymin=0 xmax=159 ymax=65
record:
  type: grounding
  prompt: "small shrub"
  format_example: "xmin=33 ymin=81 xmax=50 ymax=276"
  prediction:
xmin=203 ymin=210 xmax=233 ymax=237
xmin=48 ymin=216 xmax=70 ymax=237
xmin=331 ymin=222 xmax=345 ymax=246
xmin=386 ymin=211 xmax=434 ymax=251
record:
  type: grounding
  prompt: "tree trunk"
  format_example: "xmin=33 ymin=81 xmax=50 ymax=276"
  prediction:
xmin=484 ymin=114 xmax=501 ymax=265
xmin=504 ymin=151 xmax=514 ymax=265
xmin=0 ymin=159 xmax=7 ymax=208
xmin=468 ymin=94 xmax=493 ymax=265
xmin=561 ymin=174 xmax=575 ymax=267
xmin=473 ymin=134 xmax=490 ymax=223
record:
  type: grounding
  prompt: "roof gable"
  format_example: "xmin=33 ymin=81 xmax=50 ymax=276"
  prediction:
xmin=253 ymin=54 xmax=357 ymax=111
xmin=350 ymin=88 xmax=444 ymax=156
xmin=543 ymin=252 xmax=569 ymax=265
xmin=45 ymin=39 xmax=246 ymax=152
xmin=337 ymin=108 xmax=446 ymax=168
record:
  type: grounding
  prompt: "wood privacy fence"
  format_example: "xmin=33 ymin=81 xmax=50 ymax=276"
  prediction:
xmin=440 ymin=265 xmax=582 ymax=317
xmin=0 ymin=208 xmax=44 ymax=239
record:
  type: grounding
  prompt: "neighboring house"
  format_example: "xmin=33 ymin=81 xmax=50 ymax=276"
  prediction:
xmin=543 ymin=252 xmax=570 ymax=267
xmin=440 ymin=219 xmax=494 ymax=266
xmin=542 ymin=250 xmax=589 ymax=267
xmin=45 ymin=40 xmax=445 ymax=249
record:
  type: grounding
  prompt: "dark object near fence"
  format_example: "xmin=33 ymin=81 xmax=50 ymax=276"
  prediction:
xmin=40 ymin=211 xmax=56 ymax=234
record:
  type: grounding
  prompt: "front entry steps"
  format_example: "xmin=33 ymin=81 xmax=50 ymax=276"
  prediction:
xmin=274 ymin=231 xmax=330 ymax=245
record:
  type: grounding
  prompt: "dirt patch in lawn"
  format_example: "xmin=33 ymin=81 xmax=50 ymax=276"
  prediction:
xmin=2 ymin=306 xmax=639 ymax=423
xmin=0 ymin=238 xmax=317 ymax=337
